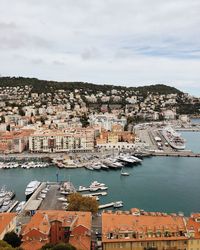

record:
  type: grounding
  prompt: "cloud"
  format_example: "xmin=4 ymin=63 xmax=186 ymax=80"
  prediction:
xmin=0 ymin=0 xmax=200 ymax=96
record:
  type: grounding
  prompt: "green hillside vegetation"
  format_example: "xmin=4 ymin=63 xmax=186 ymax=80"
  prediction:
xmin=0 ymin=77 xmax=182 ymax=95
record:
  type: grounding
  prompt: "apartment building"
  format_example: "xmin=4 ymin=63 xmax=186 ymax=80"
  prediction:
xmin=102 ymin=209 xmax=188 ymax=250
xmin=89 ymin=114 xmax=127 ymax=131
xmin=0 ymin=131 xmax=32 ymax=153
xmin=186 ymin=213 xmax=200 ymax=250
xmin=21 ymin=210 xmax=91 ymax=250
xmin=29 ymin=129 xmax=94 ymax=152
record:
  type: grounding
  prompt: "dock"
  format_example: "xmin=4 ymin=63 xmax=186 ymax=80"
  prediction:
xmin=7 ymin=200 xmax=19 ymax=212
xmin=98 ymin=201 xmax=123 ymax=209
xmin=77 ymin=187 xmax=90 ymax=192
xmin=151 ymin=151 xmax=200 ymax=158
xmin=82 ymin=191 xmax=107 ymax=197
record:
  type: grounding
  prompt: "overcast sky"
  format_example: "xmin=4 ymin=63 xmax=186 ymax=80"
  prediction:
xmin=0 ymin=0 xmax=200 ymax=96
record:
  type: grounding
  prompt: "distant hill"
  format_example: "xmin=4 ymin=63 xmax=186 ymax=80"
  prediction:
xmin=0 ymin=77 xmax=182 ymax=95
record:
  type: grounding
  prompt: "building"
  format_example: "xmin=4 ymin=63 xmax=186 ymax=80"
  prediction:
xmin=0 ymin=131 xmax=31 ymax=153
xmin=186 ymin=213 xmax=200 ymax=250
xmin=102 ymin=209 xmax=188 ymax=250
xmin=21 ymin=210 xmax=91 ymax=250
xmin=89 ymin=114 xmax=127 ymax=131
xmin=162 ymin=109 xmax=176 ymax=120
xmin=29 ymin=129 xmax=94 ymax=153
xmin=0 ymin=213 xmax=17 ymax=240
xmin=96 ymin=130 xmax=135 ymax=149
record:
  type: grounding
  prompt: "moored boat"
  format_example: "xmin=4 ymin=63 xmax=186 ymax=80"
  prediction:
xmin=25 ymin=180 xmax=41 ymax=200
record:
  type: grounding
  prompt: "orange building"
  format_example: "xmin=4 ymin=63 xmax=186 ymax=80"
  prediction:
xmin=96 ymin=131 xmax=135 ymax=146
xmin=0 ymin=213 xmax=17 ymax=240
xmin=102 ymin=209 xmax=188 ymax=250
xmin=21 ymin=210 xmax=91 ymax=250
xmin=0 ymin=130 xmax=33 ymax=153
xmin=186 ymin=213 xmax=200 ymax=250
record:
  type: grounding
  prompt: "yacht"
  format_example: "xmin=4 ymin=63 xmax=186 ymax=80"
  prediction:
xmin=16 ymin=201 xmax=26 ymax=213
xmin=92 ymin=163 xmax=101 ymax=170
xmin=89 ymin=181 xmax=108 ymax=191
xmin=118 ymin=155 xmax=136 ymax=164
xmin=113 ymin=201 xmax=123 ymax=208
xmin=78 ymin=186 xmax=88 ymax=192
xmin=85 ymin=165 xmax=94 ymax=171
xmin=58 ymin=197 xmax=68 ymax=202
xmin=161 ymin=126 xmax=186 ymax=150
xmin=0 ymin=186 xmax=7 ymax=198
xmin=25 ymin=180 xmax=41 ymax=199
xmin=100 ymin=164 xmax=109 ymax=170
xmin=121 ymin=168 xmax=130 ymax=176
xmin=130 ymin=155 xmax=142 ymax=163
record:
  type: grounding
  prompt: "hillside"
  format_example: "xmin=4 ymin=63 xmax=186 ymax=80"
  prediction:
xmin=0 ymin=77 xmax=182 ymax=95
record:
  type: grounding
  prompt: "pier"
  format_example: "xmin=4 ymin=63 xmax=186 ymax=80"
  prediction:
xmin=98 ymin=201 xmax=123 ymax=209
xmin=151 ymin=151 xmax=200 ymax=158
xmin=82 ymin=191 xmax=107 ymax=197
xmin=7 ymin=200 xmax=19 ymax=212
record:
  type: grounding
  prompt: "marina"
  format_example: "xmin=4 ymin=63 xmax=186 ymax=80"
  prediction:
xmin=0 ymin=130 xmax=199 ymax=215
xmin=0 ymin=186 xmax=18 ymax=213
xmin=0 ymin=155 xmax=200 ymax=215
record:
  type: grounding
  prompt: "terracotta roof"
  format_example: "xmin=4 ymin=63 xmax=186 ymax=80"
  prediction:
xmin=187 ymin=217 xmax=200 ymax=239
xmin=0 ymin=213 xmax=16 ymax=235
xmin=22 ymin=212 xmax=50 ymax=235
xmin=21 ymin=240 xmax=46 ymax=250
xmin=191 ymin=213 xmax=200 ymax=219
xmin=102 ymin=211 xmax=187 ymax=242
xmin=40 ymin=210 xmax=91 ymax=230
xmin=22 ymin=211 xmax=91 ymax=250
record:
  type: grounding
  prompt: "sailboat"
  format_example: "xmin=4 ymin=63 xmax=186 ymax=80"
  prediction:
xmin=121 ymin=168 xmax=130 ymax=176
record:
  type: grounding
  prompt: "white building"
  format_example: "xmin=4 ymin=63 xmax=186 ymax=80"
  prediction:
xmin=29 ymin=129 xmax=94 ymax=153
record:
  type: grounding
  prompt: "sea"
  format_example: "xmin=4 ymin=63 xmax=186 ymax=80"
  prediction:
xmin=0 ymin=126 xmax=200 ymax=216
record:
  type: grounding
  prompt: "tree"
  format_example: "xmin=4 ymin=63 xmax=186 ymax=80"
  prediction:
xmin=3 ymin=231 xmax=21 ymax=248
xmin=18 ymin=108 xmax=25 ymax=116
xmin=80 ymin=114 xmax=89 ymax=127
xmin=0 ymin=240 xmax=23 ymax=250
xmin=41 ymin=243 xmax=76 ymax=250
xmin=0 ymin=116 xmax=5 ymax=123
xmin=67 ymin=193 xmax=98 ymax=214
xmin=41 ymin=243 xmax=54 ymax=250
xmin=52 ymin=243 xmax=76 ymax=250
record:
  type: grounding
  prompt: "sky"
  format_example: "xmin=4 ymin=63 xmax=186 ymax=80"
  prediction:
xmin=0 ymin=0 xmax=200 ymax=96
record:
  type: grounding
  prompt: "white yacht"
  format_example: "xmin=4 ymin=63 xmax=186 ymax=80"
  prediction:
xmin=89 ymin=181 xmax=108 ymax=191
xmin=118 ymin=155 xmax=136 ymax=164
xmin=16 ymin=201 xmax=26 ymax=213
xmin=129 ymin=155 xmax=142 ymax=163
xmin=25 ymin=180 xmax=41 ymax=198
xmin=121 ymin=168 xmax=130 ymax=176
xmin=113 ymin=201 xmax=123 ymax=208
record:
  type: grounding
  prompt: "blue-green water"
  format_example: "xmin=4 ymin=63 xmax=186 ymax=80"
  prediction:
xmin=0 ymin=156 xmax=200 ymax=215
xmin=182 ymin=131 xmax=200 ymax=153
xmin=191 ymin=118 xmax=200 ymax=124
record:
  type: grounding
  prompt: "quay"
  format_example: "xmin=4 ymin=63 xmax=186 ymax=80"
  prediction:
xmin=151 ymin=151 xmax=200 ymax=157
xmin=175 ymin=128 xmax=200 ymax=132
xmin=82 ymin=191 xmax=107 ymax=197
xmin=98 ymin=201 xmax=123 ymax=209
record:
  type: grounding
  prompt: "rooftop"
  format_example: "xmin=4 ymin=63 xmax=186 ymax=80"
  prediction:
xmin=102 ymin=210 xmax=187 ymax=242
xmin=0 ymin=213 xmax=16 ymax=236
